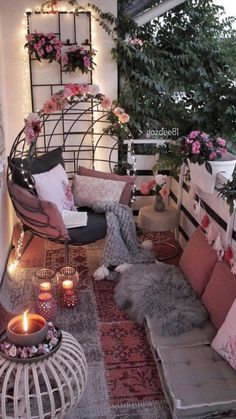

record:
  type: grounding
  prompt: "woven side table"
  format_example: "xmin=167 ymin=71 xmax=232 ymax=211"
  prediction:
xmin=0 ymin=331 xmax=87 ymax=419
xmin=138 ymin=205 xmax=180 ymax=260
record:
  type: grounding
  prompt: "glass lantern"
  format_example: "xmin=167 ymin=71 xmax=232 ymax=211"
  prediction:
xmin=58 ymin=266 xmax=79 ymax=308
xmin=33 ymin=268 xmax=57 ymax=321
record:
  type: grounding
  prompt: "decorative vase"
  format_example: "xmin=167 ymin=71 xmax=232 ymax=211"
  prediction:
xmin=154 ymin=194 xmax=165 ymax=212
xmin=188 ymin=152 xmax=236 ymax=194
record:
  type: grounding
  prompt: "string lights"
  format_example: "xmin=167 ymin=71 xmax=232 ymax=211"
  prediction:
xmin=8 ymin=221 xmax=25 ymax=273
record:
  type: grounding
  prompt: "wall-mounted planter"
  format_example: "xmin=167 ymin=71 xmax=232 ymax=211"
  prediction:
xmin=188 ymin=152 xmax=236 ymax=193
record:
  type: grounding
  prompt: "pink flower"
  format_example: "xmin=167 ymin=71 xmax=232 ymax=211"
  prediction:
xmin=46 ymin=45 xmax=53 ymax=53
xmin=113 ymin=107 xmax=124 ymax=117
xmin=9 ymin=345 xmax=17 ymax=357
xmin=191 ymin=141 xmax=201 ymax=154
xmin=140 ymin=182 xmax=150 ymax=195
xmin=38 ymin=50 xmax=44 ymax=57
xmin=63 ymin=54 xmax=68 ymax=65
xmin=209 ymin=151 xmax=217 ymax=160
xmin=218 ymin=137 xmax=226 ymax=147
xmin=83 ymin=55 xmax=90 ymax=68
xmin=77 ymin=84 xmax=89 ymax=95
xmin=155 ymin=174 xmax=167 ymax=185
xmin=24 ymin=113 xmax=41 ymax=145
xmin=119 ymin=113 xmax=130 ymax=124
xmin=160 ymin=186 xmax=169 ymax=198
xmin=43 ymin=99 xmax=58 ymax=114
xmin=100 ymin=96 xmax=112 ymax=109
xmin=63 ymin=84 xmax=80 ymax=97
xmin=189 ymin=131 xmax=200 ymax=139
xmin=25 ymin=34 xmax=34 ymax=41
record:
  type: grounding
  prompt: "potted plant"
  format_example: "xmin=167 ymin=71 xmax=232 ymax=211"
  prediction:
xmin=181 ymin=131 xmax=236 ymax=193
xmin=25 ymin=32 xmax=62 ymax=63
xmin=62 ymin=46 xmax=96 ymax=73
xmin=140 ymin=174 xmax=169 ymax=212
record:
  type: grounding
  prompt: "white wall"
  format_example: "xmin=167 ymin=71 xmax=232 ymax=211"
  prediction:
xmin=0 ymin=0 xmax=117 ymax=280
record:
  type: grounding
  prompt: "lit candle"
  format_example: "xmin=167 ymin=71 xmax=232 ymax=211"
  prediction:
xmin=38 ymin=292 xmax=52 ymax=302
xmin=7 ymin=311 xmax=48 ymax=347
xmin=62 ymin=280 xmax=74 ymax=290
xmin=39 ymin=282 xmax=52 ymax=292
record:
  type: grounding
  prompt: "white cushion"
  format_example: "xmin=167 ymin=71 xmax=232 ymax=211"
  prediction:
xmin=33 ymin=164 xmax=74 ymax=212
xmin=211 ymin=298 xmax=236 ymax=370
xmin=72 ymin=174 xmax=126 ymax=207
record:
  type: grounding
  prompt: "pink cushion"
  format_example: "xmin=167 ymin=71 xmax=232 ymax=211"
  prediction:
xmin=211 ymin=298 xmax=236 ymax=370
xmin=202 ymin=261 xmax=236 ymax=329
xmin=179 ymin=226 xmax=217 ymax=296
xmin=72 ymin=175 xmax=126 ymax=207
xmin=78 ymin=166 xmax=135 ymax=205
xmin=9 ymin=182 xmax=69 ymax=240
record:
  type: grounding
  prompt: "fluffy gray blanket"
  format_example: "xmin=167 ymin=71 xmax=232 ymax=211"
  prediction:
xmin=92 ymin=201 xmax=155 ymax=268
xmin=114 ymin=262 xmax=208 ymax=336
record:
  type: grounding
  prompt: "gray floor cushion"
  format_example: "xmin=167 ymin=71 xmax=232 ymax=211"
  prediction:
xmin=158 ymin=345 xmax=236 ymax=418
xmin=146 ymin=317 xmax=216 ymax=357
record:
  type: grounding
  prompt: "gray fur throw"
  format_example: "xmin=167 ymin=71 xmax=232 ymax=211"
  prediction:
xmin=92 ymin=201 xmax=155 ymax=268
xmin=114 ymin=262 xmax=208 ymax=336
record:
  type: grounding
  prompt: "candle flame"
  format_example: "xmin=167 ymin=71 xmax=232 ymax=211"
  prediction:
xmin=23 ymin=310 xmax=29 ymax=333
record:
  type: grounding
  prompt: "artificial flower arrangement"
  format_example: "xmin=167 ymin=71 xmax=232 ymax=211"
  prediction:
xmin=62 ymin=45 xmax=96 ymax=73
xmin=24 ymin=83 xmax=130 ymax=147
xmin=0 ymin=323 xmax=60 ymax=360
xmin=25 ymin=32 xmax=62 ymax=63
xmin=140 ymin=174 xmax=169 ymax=198
xmin=181 ymin=130 xmax=227 ymax=174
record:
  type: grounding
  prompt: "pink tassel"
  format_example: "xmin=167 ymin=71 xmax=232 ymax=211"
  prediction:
xmin=213 ymin=234 xmax=225 ymax=261
xmin=206 ymin=223 xmax=218 ymax=245
xmin=193 ymin=199 xmax=201 ymax=215
xmin=231 ymin=262 xmax=236 ymax=276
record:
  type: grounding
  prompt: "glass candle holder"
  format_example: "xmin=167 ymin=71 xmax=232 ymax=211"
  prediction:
xmin=34 ymin=268 xmax=58 ymax=301
xmin=35 ymin=292 xmax=57 ymax=322
xmin=58 ymin=266 xmax=79 ymax=308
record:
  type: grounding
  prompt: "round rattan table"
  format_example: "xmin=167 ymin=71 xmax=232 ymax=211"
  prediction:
xmin=0 ymin=331 xmax=87 ymax=419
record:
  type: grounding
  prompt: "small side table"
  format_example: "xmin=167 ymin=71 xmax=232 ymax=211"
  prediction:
xmin=0 ymin=331 xmax=87 ymax=419
xmin=138 ymin=205 xmax=180 ymax=260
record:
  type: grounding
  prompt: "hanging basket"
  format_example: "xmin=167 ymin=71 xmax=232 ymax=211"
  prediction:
xmin=188 ymin=152 xmax=236 ymax=193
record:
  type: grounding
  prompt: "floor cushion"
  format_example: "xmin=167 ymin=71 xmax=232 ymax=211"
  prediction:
xmin=179 ymin=226 xmax=218 ymax=296
xmin=158 ymin=345 xmax=236 ymax=418
xmin=202 ymin=261 xmax=236 ymax=329
xmin=146 ymin=316 xmax=216 ymax=357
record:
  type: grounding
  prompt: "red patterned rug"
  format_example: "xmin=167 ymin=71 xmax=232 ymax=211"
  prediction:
xmin=5 ymin=228 xmax=180 ymax=418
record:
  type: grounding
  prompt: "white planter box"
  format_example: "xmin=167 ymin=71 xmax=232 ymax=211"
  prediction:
xmin=188 ymin=152 xmax=236 ymax=193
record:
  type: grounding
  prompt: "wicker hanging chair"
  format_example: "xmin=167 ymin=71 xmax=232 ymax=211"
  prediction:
xmin=7 ymin=87 xmax=135 ymax=264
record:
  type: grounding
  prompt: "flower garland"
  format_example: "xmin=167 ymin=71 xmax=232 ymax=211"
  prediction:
xmin=0 ymin=323 xmax=60 ymax=359
xmin=191 ymin=185 xmax=236 ymax=275
xmin=25 ymin=32 xmax=62 ymax=63
xmin=62 ymin=46 xmax=96 ymax=73
xmin=24 ymin=83 xmax=130 ymax=146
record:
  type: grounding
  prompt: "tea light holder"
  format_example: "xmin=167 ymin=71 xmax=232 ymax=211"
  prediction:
xmin=33 ymin=268 xmax=58 ymax=300
xmin=36 ymin=292 xmax=57 ymax=322
xmin=58 ymin=266 xmax=79 ymax=308
xmin=7 ymin=312 xmax=48 ymax=347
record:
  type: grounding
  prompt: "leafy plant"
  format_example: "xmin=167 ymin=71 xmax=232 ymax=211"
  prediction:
xmin=218 ymin=173 xmax=236 ymax=215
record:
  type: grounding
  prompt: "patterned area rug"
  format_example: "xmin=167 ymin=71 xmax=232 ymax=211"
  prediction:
xmin=1 ymin=230 xmax=180 ymax=418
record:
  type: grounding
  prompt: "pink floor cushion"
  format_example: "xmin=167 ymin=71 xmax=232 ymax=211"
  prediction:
xmin=77 ymin=166 xmax=135 ymax=205
xmin=202 ymin=261 xmax=236 ymax=329
xmin=179 ymin=226 xmax=218 ymax=296
xmin=212 ymin=299 xmax=236 ymax=370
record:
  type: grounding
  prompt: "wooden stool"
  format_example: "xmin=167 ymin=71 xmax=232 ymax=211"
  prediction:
xmin=138 ymin=205 xmax=180 ymax=260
